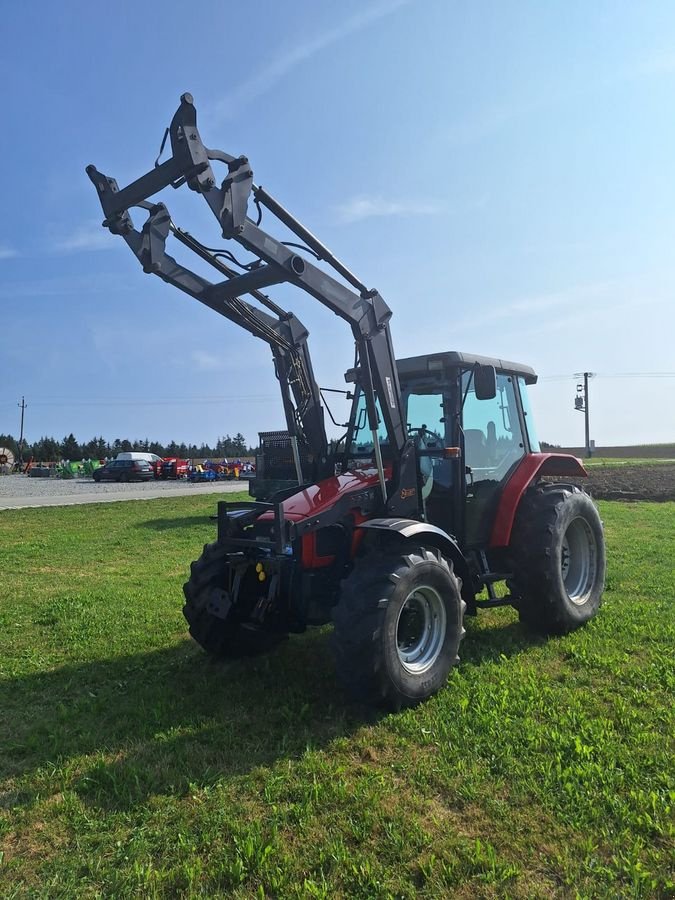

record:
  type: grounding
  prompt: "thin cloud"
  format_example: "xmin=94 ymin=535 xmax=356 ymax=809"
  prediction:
xmin=445 ymin=105 xmax=522 ymax=148
xmin=52 ymin=222 xmax=113 ymax=253
xmin=0 ymin=243 xmax=19 ymax=260
xmin=336 ymin=195 xmax=440 ymax=224
xmin=448 ymin=281 xmax=617 ymax=335
xmin=191 ymin=350 xmax=226 ymax=372
xmin=207 ymin=0 xmax=412 ymax=121
xmin=499 ymin=292 xmax=668 ymax=345
xmin=509 ymin=281 xmax=615 ymax=314
xmin=444 ymin=50 xmax=675 ymax=151
xmin=0 ymin=273 xmax=135 ymax=300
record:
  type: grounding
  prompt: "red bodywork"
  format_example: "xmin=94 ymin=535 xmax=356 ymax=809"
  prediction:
xmin=489 ymin=452 xmax=587 ymax=548
xmin=259 ymin=469 xmax=381 ymax=568
xmin=257 ymin=453 xmax=586 ymax=566
xmin=276 ymin=468 xmax=382 ymax=521
xmin=259 ymin=468 xmax=381 ymax=525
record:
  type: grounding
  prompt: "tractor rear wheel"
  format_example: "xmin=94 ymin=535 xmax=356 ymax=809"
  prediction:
xmin=332 ymin=547 xmax=465 ymax=710
xmin=183 ymin=542 xmax=285 ymax=658
xmin=509 ymin=485 xmax=605 ymax=635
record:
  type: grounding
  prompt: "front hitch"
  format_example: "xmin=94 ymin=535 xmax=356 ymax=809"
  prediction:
xmin=216 ymin=500 xmax=293 ymax=556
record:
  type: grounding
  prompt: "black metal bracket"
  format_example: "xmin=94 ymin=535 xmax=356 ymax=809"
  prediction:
xmin=216 ymin=500 xmax=291 ymax=555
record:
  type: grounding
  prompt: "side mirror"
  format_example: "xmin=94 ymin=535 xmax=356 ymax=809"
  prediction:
xmin=474 ymin=364 xmax=496 ymax=400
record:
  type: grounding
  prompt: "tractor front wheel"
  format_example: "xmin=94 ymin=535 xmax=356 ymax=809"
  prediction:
xmin=332 ymin=547 xmax=465 ymax=710
xmin=183 ymin=542 xmax=285 ymax=658
xmin=509 ymin=485 xmax=605 ymax=635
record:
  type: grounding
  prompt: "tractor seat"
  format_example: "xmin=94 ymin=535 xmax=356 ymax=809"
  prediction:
xmin=464 ymin=429 xmax=490 ymax=469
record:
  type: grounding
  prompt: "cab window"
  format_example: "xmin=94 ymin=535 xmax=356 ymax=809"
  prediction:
xmin=461 ymin=370 xmax=525 ymax=476
xmin=517 ymin=376 xmax=540 ymax=451
xmin=462 ymin=370 xmax=525 ymax=546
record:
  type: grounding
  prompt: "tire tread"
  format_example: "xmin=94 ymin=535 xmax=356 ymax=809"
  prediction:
xmin=509 ymin=484 xmax=605 ymax=635
xmin=331 ymin=547 xmax=464 ymax=709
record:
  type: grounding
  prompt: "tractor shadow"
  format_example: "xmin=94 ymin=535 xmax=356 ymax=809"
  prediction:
xmin=1 ymin=630 xmax=379 ymax=812
xmin=461 ymin=613 xmax=548 ymax=667
xmin=2 ymin=615 xmax=542 ymax=813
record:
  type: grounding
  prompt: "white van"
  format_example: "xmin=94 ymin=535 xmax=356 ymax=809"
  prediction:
xmin=115 ymin=452 xmax=163 ymax=464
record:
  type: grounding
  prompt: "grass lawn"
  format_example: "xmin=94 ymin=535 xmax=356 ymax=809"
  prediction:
xmin=0 ymin=495 xmax=673 ymax=898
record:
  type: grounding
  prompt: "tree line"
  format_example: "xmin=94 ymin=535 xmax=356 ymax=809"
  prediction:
xmin=0 ymin=432 xmax=257 ymax=462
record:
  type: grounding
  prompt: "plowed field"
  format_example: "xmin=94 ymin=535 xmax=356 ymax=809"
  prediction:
xmin=563 ymin=462 xmax=675 ymax=502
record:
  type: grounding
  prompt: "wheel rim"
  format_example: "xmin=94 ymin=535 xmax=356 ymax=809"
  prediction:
xmin=396 ymin=585 xmax=446 ymax=674
xmin=561 ymin=517 xmax=598 ymax=605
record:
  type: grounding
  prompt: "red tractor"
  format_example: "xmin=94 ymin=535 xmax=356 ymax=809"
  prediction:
xmin=159 ymin=457 xmax=189 ymax=479
xmin=88 ymin=94 xmax=605 ymax=709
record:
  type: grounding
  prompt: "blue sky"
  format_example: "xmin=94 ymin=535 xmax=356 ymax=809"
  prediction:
xmin=2 ymin=0 xmax=674 ymax=449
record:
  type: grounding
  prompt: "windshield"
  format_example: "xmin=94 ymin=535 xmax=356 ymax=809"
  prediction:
xmin=405 ymin=390 xmax=446 ymax=439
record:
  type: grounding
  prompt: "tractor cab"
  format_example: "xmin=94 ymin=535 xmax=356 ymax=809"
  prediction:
xmin=348 ymin=351 xmax=540 ymax=548
xmin=402 ymin=352 xmax=539 ymax=547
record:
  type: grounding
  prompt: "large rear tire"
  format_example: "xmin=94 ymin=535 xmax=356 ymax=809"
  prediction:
xmin=509 ymin=485 xmax=605 ymax=635
xmin=183 ymin=542 xmax=285 ymax=658
xmin=332 ymin=547 xmax=465 ymax=710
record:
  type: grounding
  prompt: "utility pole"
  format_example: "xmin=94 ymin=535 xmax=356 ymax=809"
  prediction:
xmin=573 ymin=373 xmax=594 ymax=458
xmin=17 ymin=396 xmax=27 ymax=464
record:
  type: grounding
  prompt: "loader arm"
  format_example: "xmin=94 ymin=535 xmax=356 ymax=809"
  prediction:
xmin=86 ymin=189 xmax=329 ymax=481
xmin=87 ymin=93 xmax=418 ymax=514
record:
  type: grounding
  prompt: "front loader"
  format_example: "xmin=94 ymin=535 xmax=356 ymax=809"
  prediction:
xmin=88 ymin=94 xmax=605 ymax=710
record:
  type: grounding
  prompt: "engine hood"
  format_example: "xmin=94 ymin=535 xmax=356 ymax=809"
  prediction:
xmin=260 ymin=468 xmax=382 ymax=523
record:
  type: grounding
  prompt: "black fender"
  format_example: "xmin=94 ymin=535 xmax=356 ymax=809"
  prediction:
xmin=358 ymin=518 xmax=474 ymax=603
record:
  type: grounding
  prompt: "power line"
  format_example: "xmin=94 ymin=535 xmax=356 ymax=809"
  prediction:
xmin=540 ymin=372 xmax=675 ymax=382
xmin=597 ymin=373 xmax=675 ymax=379
xmin=0 ymin=395 xmax=278 ymax=408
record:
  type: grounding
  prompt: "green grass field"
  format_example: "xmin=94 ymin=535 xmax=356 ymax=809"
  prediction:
xmin=0 ymin=495 xmax=673 ymax=898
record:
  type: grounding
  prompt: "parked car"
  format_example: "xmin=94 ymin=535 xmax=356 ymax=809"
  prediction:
xmin=93 ymin=459 xmax=154 ymax=482
xmin=114 ymin=451 xmax=162 ymax=476
xmin=115 ymin=452 xmax=163 ymax=464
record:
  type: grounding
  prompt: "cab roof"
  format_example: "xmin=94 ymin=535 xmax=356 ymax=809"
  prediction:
xmin=396 ymin=350 xmax=538 ymax=384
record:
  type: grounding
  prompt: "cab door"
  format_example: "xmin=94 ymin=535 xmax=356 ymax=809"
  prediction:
xmin=462 ymin=371 xmax=526 ymax=547
xmin=404 ymin=385 xmax=458 ymax=536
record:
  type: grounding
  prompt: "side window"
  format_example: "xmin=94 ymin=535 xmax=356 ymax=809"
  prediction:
xmin=461 ymin=371 xmax=525 ymax=479
xmin=517 ymin=377 xmax=540 ymax=451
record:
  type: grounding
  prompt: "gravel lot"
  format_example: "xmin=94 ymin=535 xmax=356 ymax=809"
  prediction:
xmin=0 ymin=474 xmax=248 ymax=509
